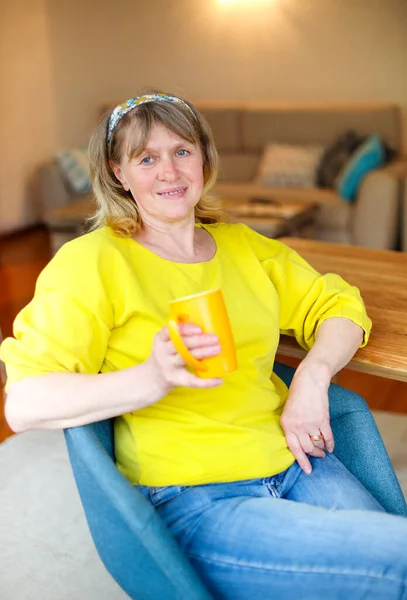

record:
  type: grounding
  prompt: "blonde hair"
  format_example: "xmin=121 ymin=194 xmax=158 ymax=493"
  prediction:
xmin=87 ymin=91 xmax=225 ymax=236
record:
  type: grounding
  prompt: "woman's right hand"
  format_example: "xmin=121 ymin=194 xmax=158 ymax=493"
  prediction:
xmin=147 ymin=323 xmax=223 ymax=394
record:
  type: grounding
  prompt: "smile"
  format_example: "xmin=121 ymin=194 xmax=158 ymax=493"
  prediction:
xmin=157 ymin=187 xmax=188 ymax=198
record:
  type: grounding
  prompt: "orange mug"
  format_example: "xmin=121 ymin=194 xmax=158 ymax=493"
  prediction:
xmin=167 ymin=288 xmax=237 ymax=378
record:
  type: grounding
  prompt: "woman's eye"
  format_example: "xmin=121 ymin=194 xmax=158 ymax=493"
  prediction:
xmin=176 ymin=149 xmax=189 ymax=157
xmin=140 ymin=156 xmax=153 ymax=165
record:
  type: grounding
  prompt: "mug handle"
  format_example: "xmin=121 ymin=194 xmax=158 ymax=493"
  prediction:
xmin=167 ymin=318 xmax=208 ymax=372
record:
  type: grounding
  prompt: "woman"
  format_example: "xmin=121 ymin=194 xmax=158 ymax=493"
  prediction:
xmin=1 ymin=92 xmax=407 ymax=599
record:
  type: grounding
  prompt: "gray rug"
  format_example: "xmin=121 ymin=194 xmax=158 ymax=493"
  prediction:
xmin=1 ymin=412 xmax=406 ymax=600
xmin=0 ymin=429 xmax=127 ymax=600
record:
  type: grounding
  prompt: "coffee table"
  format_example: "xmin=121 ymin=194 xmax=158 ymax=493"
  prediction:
xmin=225 ymin=198 xmax=318 ymax=239
xmin=43 ymin=196 xmax=319 ymax=255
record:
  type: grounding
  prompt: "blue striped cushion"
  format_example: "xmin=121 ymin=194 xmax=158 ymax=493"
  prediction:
xmin=335 ymin=135 xmax=385 ymax=202
xmin=55 ymin=148 xmax=91 ymax=194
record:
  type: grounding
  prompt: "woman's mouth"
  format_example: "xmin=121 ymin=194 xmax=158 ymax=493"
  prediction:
xmin=157 ymin=187 xmax=188 ymax=199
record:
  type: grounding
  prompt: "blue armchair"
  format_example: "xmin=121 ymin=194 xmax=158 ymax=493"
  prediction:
xmin=64 ymin=362 xmax=407 ymax=600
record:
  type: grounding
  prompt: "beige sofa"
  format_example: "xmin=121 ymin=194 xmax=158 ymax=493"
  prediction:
xmin=197 ymin=102 xmax=406 ymax=249
xmin=402 ymin=175 xmax=407 ymax=252
xmin=38 ymin=102 xmax=406 ymax=251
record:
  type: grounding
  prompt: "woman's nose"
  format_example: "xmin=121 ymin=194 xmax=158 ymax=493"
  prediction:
xmin=158 ymin=157 xmax=178 ymax=181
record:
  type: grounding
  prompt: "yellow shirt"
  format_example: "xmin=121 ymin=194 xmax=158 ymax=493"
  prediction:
xmin=0 ymin=223 xmax=371 ymax=486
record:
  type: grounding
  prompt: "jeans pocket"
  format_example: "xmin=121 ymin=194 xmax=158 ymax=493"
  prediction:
xmin=264 ymin=467 xmax=291 ymax=498
xmin=146 ymin=485 xmax=188 ymax=507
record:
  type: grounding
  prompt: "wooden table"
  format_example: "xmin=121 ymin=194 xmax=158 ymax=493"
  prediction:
xmin=277 ymin=238 xmax=407 ymax=383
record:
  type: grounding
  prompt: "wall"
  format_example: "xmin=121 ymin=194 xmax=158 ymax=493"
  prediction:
xmin=1 ymin=0 xmax=406 ymax=232
xmin=0 ymin=0 xmax=56 ymax=234
xmin=46 ymin=0 xmax=407 ymax=149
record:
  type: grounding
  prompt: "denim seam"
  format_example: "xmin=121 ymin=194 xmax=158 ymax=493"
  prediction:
xmin=187 ymin=553 xmax=407 ymax=586
xmin=265 ymin=483 xmax=279 ymax=498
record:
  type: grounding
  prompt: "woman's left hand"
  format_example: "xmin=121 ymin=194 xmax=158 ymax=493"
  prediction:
xmin=280 ymin=362 xmax=335 ymax=474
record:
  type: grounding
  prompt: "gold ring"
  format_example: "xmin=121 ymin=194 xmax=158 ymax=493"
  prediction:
xmin=309 ymin=434 xmax=324 ymax=442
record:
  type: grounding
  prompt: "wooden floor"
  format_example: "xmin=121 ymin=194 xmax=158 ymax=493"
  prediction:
xmin=1 ymin=227 xmax=406 ymax=444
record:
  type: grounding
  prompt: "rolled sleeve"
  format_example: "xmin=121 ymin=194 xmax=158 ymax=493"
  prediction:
xmin=275 ymin=258 xmax=372 ymax=351
xmin=238 ymin=224 xmax=372 ymax=352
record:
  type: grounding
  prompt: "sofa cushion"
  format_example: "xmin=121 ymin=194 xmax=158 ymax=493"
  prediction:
xmin=255 ymin=143 xmax=324 ymax=188
xmin=217 ymin=152 xmax=260 ymax=182
xmin=336 ymin=134 xmax=385 ymax=202
xmin=55 ymin=148 xmax=92 ymax=194
xmin=241 ymin=105 xmax=401 ymax=152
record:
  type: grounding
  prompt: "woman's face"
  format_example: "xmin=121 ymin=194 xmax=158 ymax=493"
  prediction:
xmin=111 ymin=123 xmax=204 ymax=227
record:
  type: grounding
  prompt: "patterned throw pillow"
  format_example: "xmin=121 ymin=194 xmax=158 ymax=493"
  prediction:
xmin=255 ymin=143 xmax=324 ymax=188
xmin=55 ymin=148 xmax=92 ymax=194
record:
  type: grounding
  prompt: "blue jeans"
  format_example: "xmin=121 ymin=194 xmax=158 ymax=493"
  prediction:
xmin=138 ymin=453 xmax=407 ymax=599
xmin=273 ymin=361 xmax=407 ymax=517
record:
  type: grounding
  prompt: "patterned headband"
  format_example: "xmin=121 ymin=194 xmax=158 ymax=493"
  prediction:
xmin=107 ymin=93 xmax=194 ymax=152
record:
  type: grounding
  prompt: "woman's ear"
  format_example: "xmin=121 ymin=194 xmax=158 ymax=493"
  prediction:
xmin=110 ymin=161 xmax=130 ymax=191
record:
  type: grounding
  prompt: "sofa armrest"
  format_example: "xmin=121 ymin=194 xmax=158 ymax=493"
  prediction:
xmin=352 ymin=162 xmax=404 ymax=250
xmin=402 ymin=179 xmax=407 ymax=252
xmin=37 ymin=161 xmax=72 ymax=213
xmin=376 ymin=158 xmax=407 ymax=179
